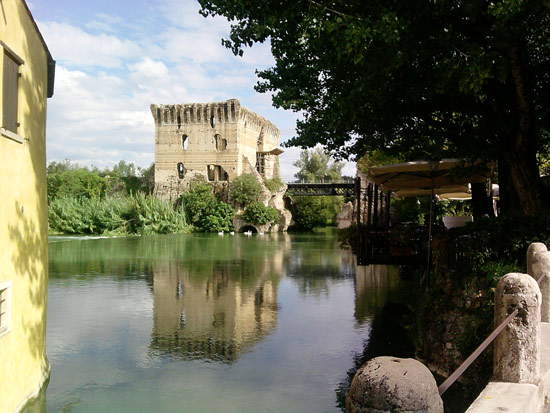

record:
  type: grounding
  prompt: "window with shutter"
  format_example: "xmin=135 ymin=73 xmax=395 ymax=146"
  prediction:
xmin=3 ymin=51 xmax=20 ymax=133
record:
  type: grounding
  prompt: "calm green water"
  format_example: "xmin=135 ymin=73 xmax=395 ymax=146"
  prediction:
xmin=28 ymin=231 xmax=403 ymax=413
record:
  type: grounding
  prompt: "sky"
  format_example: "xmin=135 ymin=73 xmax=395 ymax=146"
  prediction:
xmin=29 ymin=0 xmax=356 ymax=181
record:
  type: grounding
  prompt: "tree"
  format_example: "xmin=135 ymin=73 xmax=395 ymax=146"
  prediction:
xmin=294 ymin=147 xmax=344 ymax=182
xmin=139 ymin=163 xmax=155 ymax=194
xmin=198 ymin=0 xmax=550 ymax=216
xmin=290 ymin=196 xmax=343 ymax=231
xmin=47 ymin=159 xmax=78 ymax=174
xmin=111 ymin=160 xmax=137 ymax=178
xmin=47 ymin=168 xmax=105 ymax=201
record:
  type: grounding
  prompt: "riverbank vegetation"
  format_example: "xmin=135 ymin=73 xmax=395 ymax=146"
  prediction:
xmin=46 ymin=162 xmax=282 ymax=235
xmin=49 ymin=194 xmax=190 ymax=235
xmin=47 ymin=161 xmax=186 ymax=236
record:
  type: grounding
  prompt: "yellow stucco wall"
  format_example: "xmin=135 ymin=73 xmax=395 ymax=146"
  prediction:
xmin=0 ymin=1 xmax=51 ymax=412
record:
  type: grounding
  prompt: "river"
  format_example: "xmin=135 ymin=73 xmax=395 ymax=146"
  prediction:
xmin=24 ymin=231 xmax=406 ymax=413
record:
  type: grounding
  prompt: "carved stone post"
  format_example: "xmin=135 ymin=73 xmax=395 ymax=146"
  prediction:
xmin=493 ymin=273 xmax=541 ymax=384
xmin=527 ymin=243 xmax=550 ymax=322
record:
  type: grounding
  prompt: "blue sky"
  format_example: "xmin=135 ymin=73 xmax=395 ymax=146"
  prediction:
xmin=29 ymin=0 xmax=355 ymax=180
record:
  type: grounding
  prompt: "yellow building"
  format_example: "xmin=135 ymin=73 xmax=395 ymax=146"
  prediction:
xmin=0 ymin=1 xmax=55 ymax=412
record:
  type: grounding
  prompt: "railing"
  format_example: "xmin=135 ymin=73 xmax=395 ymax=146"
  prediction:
xmin=285 ymin=182 xmax=357 ymax=197
xmin=438 ymin=242 xmax=550 ymax=396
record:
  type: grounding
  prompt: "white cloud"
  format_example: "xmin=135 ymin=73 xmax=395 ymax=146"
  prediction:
xmin=158 ymin=0 xmax=230 ymax=31
xmin=40 ymin=22 xmax=142 ymax=68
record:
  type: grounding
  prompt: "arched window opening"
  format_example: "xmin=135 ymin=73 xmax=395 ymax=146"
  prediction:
xmin=182 ymin=135 xmax=189 ymax=150
xmin=177 ymin=162 xmax=186 ymax=179
xmin=207 ymin=165 xmax=229 ymax=182
xmin=207 ymin=164 xmax=216 ymax=181
xmin=214 ymin=134 xmax=227 ymax=151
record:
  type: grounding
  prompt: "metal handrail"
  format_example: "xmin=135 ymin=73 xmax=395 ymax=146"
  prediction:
xmin=438 ymin=272 xmax=547 ymax=396
xmin=438 ymin=308 xmax=518 ymax=395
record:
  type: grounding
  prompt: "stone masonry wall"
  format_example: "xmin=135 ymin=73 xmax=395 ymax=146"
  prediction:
xmin=151 ymin=99 xmax=281 ymax=200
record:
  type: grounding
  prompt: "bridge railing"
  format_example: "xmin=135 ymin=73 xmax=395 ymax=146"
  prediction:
xmin=438 ymin=242 xmax=550 ymax=410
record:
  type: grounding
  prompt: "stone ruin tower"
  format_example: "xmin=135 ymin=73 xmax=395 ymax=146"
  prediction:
xmin=151 ymin=98 xmax=283 ymax=200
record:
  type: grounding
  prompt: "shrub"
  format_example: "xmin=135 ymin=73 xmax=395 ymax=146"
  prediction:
xmin=181 ymin=183 xmax=234 ymax=232
xmin=242 ymin=202 xmax=279 ymax=225
xmin=197 ymin=202 xmax=235 ymax=232
xmin=290 ymin=196 xmax=344 ymax=231
xmin=265 ymin=177 xmax=285 ymax=193
xmin=392 ymin=197 xmax=425 ymax=224
xmin=181 ymin=182 xmax=218 ymax=226
xmin=449 ymin=215 xmax=550 ymax=271
xmin=229 ymin=173 xmax=262 ymax=207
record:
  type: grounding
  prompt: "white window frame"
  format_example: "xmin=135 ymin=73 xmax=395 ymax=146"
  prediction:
xmin=0 ymin=41 xmax=24 ymax=144
xmin=0 ymin=281 xmax=13 ymax=338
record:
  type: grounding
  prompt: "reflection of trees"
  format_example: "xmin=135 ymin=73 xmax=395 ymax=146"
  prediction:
xmin=48 ymin=237 xmax=154 ymax=282
xmin=353 ymin=265 xmax=402 ymax=324
xmin=149 ymin=235 xmax=288 ymax=363
xmin=285 ymin=236 xmax=355 ymax=296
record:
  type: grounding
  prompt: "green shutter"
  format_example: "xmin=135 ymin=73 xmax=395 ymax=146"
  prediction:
xmin=3 ymin=52 xmax=19 ymax=133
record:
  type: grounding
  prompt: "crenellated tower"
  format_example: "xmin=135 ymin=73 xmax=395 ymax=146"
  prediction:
xmin=151 ymin=99 xmax=283 ymax=200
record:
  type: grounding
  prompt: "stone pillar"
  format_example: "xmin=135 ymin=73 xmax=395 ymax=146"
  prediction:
xmin=493 ymin=273 xmax=541 ymax=384
xmin=527 ymin=243 xmax=550 ymax=322
xmin=346 ymin=357 xmax=443 ymax=413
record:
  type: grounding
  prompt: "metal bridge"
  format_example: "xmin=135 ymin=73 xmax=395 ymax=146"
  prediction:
xmin=285 ymin=181 xmax=358 ymax=197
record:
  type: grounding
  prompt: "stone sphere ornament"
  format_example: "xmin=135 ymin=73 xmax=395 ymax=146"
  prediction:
xmin=346 ymin=356 xmax=443 ymax=413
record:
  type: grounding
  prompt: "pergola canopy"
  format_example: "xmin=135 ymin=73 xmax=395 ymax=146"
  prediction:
xmin=366 ymin=159 xmax=494 ymax=198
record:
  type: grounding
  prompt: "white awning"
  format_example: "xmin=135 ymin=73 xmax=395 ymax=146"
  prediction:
xmin=366 ymin=159 xmax=494 ymax=194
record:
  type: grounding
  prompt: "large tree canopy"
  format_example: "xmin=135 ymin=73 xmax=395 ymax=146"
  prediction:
xmin=199 ymin=0 xmax=549 ymax=216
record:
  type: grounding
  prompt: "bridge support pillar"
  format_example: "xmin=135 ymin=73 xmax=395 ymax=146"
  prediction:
xmin=494 ymin=273 xmax=541 ymax=384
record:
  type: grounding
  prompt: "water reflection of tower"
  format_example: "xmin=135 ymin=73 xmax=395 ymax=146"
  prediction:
xmin=150 ymin=239 xmax=287 ymax=362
